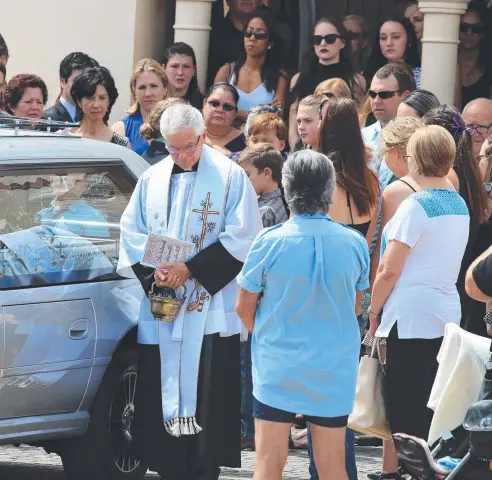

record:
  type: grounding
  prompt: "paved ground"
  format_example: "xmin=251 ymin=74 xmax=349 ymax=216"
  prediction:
xmin=0 ymin=444 xmax=382 ymax=479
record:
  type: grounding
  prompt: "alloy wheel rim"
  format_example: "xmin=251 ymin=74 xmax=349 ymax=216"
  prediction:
xmin=109 ymin=369 xmax=141 ymax=473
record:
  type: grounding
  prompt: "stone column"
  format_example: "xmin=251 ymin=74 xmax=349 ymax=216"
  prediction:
xmin=174 ymin=0 xmax=218 ymax=92
xmin=419 ymin=0 xmax=468 ymax=105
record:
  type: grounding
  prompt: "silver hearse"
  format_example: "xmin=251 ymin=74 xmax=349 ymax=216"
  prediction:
xmin=0 ymin=122 xmax=150 ymax=479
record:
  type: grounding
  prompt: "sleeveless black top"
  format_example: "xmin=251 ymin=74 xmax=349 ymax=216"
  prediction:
xmin=462 ymin=69 xmax=492 ymax=107
xmin=346 ymin=192 xmax=371 ymax=237
xmin=295 ymin=62 xmax=352 ymax=101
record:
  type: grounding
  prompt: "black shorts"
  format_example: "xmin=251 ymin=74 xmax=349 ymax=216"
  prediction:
xmin=253 ymin=397 xmax=348 ymax=428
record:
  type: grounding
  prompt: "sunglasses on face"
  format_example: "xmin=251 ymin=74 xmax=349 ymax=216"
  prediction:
xmin=368 ymin=90 xmax=400 ymax=100
xmin=313 ymin=34 xmax=341 ymax=46
xmin=207 ymin=100 xmax=237 ymax=112
xmin=460 ymin=22 xmax=484 ymax=34
xmin=244 ymin=30 xmax=269 ymax=40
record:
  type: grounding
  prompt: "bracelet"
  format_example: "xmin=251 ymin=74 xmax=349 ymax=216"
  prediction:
xmin=368 ymin=310 xmax=381 ymax=318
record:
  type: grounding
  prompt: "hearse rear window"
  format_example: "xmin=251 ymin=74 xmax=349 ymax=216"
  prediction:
xmin=0 ymin=164 xmax=135 ymax=289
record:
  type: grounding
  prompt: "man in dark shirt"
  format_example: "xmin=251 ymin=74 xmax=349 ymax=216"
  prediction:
xmin=43 ymin=52 xmax=99 ymax=123
xmin=466 ymin=245 xmax=492 ymax=336
xmin=207 ymin=0 xmax=263 ymax=87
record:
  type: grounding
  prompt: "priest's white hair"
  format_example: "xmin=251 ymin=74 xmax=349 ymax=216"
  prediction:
xmin=282 ymin=150 xmax=336 ymax=215
xmin=160 ymin=104 xmax=205 ymax=139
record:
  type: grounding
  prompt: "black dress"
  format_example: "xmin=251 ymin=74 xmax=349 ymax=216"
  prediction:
xmin=225 ymin=134 xmax=246 ymax=154
xmin=141 ymin=140 xmax=169 ymax=166
xmin=462 ymin=69 xmax=492 ymax=107
xmin=455 ymin=167 xmax=481 ymax=330
xmin=295 ymin=62 xmax=354 ymax=101
xmin=130 ymin=163 xmax=242 ymax=480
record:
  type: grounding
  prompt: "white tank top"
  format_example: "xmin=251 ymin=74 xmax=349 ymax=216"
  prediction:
xmin=228 ymin=68 xmax=275 ymax=112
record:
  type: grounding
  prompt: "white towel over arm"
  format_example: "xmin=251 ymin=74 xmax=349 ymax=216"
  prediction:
xmin=427 ymin=323 xmax=491 ymax=445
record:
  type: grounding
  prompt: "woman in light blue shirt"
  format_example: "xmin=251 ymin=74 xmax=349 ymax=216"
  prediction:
xmin=236 ymin=149 xmax=370 ymax=480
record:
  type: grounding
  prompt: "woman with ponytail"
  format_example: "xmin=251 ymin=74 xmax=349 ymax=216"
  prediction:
xmin=423 ymin=105 xmax=489 ymax=324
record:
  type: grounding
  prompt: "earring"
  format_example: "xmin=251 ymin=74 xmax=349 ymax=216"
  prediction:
xmin=268 ymin=45 xmax=272 ymax=50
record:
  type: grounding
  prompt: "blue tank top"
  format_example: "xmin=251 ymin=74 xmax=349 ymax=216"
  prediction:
xmin=122 ymin=111 xmax=148 ymax=155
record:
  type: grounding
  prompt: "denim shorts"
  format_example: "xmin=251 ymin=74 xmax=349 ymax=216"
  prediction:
xmin=253 ymin=397 xmax=348 ymax=428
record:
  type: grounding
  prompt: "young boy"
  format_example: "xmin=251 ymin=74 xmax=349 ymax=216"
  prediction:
xmin=246 ymin=113 xmax=287 ymax=153
xmin=237 ymin=143 xmax=288 ymax=227
xmin=236 ymin=143 xmax=288 ymax=449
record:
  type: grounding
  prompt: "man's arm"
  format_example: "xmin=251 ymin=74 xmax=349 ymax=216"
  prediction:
xmin=235 ymin=288 xmax=260 ymax=332
xmin=131 ymin=263 xmax=155 ymax=294
xmin=185 ymin=241 xmax=243 ymax=296
xmin=465 ymin=245 xmax=492 ymax=302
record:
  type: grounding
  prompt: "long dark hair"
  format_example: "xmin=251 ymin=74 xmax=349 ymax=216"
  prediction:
xmin=462 ymin=1 xmax=492 ymax=71
xmin=232 ymin=9 xmax=285 ymax=94
xmin=363 ymin=17 xmax=420 ymax=85
xmin=204 ymin=82 xmax=240 ymax=106
xmin=319 ymin=98 xmax=379 ymax=216
xmin=423 ymin=105 xmax=488 ymax=224
xmin=295 ymin=18 xmax=355 ymax=100
xmin=163 ymin=42 xmax=204 ymax=109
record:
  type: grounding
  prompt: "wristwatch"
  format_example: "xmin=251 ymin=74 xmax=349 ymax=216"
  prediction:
xmin=485 ymin=307 xmax=492 ymax=330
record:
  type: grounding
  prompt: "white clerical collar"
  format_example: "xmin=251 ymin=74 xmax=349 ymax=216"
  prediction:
xmin=60 ymin=96 xmax=77 ymax=122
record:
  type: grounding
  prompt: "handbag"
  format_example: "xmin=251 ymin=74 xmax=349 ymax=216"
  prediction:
xmin=348 ymin=339 xmax=393 ymax=440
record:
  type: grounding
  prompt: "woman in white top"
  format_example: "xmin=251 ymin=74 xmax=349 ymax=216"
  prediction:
xmin=214 ymin=9 xmax=288 ymax=126
xmin=369 ymin=125 xmax=470 ymax=442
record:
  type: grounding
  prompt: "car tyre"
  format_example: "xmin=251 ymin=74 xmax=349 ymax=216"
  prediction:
xmin=59 ymin=349 xmax=148 ymax=480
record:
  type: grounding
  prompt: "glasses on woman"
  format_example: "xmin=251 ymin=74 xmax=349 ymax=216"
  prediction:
xmin=313 ymin=34 xmax=341 ymax=45
xmin=459 ymin=22 xmax=484 ymax=34
xmin=244 ymin=30 xmax=269 ymax=40
xmin=207 ymin=100 xmax=237 ymax=112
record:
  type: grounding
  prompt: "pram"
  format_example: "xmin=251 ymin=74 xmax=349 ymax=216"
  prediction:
xmin=393 ymin=341 xmax=492 ymax=479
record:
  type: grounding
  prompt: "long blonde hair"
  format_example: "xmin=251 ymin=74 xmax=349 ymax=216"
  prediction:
xmin=126 ymin=58 xmax=168 ymax=115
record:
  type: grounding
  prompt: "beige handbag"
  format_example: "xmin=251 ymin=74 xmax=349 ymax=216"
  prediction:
xmin=348 ymin=340 xmax=392 ymax=440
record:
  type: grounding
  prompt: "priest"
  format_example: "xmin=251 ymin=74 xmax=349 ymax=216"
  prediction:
xmin=118 ymin=103 xmax=262 ymax=480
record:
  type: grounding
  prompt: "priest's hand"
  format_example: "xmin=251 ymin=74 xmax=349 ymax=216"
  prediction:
xmin=157 ymin=262 xmax=191 ymax=286
xmin=154 ymin=269 xmax=182 ymax=289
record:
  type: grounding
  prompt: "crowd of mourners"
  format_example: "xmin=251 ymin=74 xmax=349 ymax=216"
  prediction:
xmin=1 ymin=0 xmax=492 ymax=479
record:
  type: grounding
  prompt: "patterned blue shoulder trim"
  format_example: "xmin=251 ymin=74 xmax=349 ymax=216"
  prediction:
xmin=411 ymin=189 xmax=469 ymax=218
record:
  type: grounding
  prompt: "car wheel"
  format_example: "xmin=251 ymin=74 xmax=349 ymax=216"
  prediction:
xmin=60 ymin=349 xmax=148 ymax=480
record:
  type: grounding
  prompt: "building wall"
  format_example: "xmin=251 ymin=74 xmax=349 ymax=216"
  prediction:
xmin=1 ymin=0 xmax=170 ymax=123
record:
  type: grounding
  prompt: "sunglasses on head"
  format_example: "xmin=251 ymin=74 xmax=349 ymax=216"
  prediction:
xmin=207 ymin=100 xmax=237 ymax=112
xmin=460 ymin=22 xmax=484 ymax=34
xmin=368 ymin=89 xmax=400 ymax=100
xmin=313 ymin=34 xmax=341 ymax=46
xmin=244 ymin=30 xmax=269 ymax=40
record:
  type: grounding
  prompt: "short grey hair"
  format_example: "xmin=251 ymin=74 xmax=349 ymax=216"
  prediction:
xmin=243 ymin=104 xmax=281 ymax=138
xmin=282 ymin=150 xmax=336 ymax=215
xmin=160 ymin=104 xmax=205 ymax=139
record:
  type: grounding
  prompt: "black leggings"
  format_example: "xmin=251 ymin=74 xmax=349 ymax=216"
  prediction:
xmin=384 ymin=324 xmax=443 ymax=440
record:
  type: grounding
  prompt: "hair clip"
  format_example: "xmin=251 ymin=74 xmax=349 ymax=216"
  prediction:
xmin=451 ymin=116 xmax=474 ymax=137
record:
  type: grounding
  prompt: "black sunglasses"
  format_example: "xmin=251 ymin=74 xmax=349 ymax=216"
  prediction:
xmin=368 ymin=89 xmax=400 ymax=100
xmin=313 ymin=34 xmax=341 ymax=46
xmin=244 ymin=30 xmax=269 ymax=40
xmin=460 ymin=22 xmax=484 ymax=34
xmin=207 ymin=100 xmax=237 ymax=112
